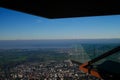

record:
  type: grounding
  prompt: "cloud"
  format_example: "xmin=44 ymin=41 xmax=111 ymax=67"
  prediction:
xmin=36 ymin=20 xmax=43 ymax=23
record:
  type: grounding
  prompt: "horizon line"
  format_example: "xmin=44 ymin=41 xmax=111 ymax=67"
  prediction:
xmin=0 ymin=38 xmax=120 ymax=41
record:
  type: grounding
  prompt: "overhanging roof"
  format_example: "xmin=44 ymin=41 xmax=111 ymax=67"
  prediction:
xmin=0 ymin=0 xmax=120 ymax=19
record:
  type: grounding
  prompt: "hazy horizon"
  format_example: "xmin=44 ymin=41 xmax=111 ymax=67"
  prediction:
xmin=0 ymin=38 xmax=120 ymax=41
xmin=0 ymin=39 xmax=120 ymax=49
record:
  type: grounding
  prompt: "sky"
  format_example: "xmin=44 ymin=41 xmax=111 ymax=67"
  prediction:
xmin=0 ymin=8 xmax=120 ymax=40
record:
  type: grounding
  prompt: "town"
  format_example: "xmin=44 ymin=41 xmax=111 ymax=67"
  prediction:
xmin=0 ymin=60 xmax=100 ymax=80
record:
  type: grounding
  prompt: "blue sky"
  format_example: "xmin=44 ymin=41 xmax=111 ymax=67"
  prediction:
xmin=0 ymin=8 xmax=120 ymax=40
